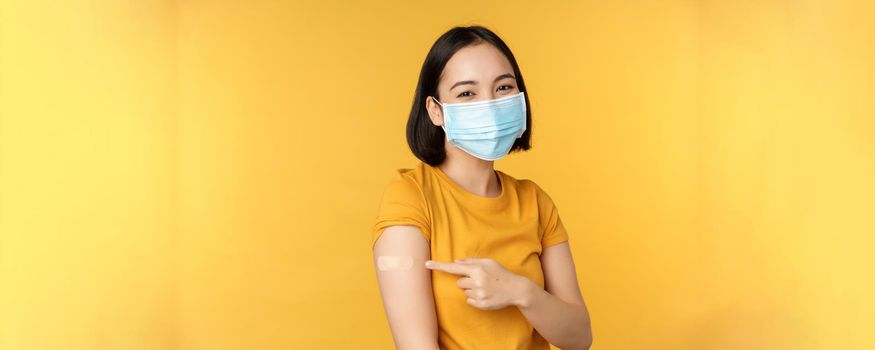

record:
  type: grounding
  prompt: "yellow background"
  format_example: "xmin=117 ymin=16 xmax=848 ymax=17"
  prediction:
xmin=1 ymin=0 xmax=873 ymax=349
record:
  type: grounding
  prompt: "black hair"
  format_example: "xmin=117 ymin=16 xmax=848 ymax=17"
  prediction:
xmin=406 ymin=25 xmax=532 ymax=166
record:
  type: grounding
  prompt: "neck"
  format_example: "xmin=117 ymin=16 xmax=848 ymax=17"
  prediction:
xmin=438 ymin=146 xmax=501 ymax=197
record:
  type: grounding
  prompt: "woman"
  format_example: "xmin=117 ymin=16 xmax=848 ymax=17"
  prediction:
xmin=372 ymin=25 xmax=593 ymax=350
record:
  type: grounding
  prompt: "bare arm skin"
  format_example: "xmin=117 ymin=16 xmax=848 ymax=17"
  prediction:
xmin=373 ymin=225 xmax=440 ymax=350
xmin=518 ymin=241 xmax=593 ymax=349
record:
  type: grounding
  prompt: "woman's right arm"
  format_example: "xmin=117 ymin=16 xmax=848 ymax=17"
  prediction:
xmin=373 ymin=225 xmax=440 ymax=350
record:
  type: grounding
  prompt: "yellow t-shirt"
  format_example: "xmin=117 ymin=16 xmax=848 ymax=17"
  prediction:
xmin=372 ymin=161 xmax=569 ymax=350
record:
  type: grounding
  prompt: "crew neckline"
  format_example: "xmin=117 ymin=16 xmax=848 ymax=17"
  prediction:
xmin=427 ymin=162 xmax=509 ymax=203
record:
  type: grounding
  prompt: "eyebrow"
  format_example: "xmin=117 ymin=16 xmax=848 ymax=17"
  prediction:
xmin=449 ymin=73 xmax=516 ymax=91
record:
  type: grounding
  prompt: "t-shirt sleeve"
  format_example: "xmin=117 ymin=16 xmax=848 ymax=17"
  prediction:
xmin=371 ymin=173 xmax=431 ymax=249
xmin=535 ymin=183 xmax=570 ymax=248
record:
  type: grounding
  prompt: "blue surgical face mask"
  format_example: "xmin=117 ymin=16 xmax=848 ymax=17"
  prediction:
xmin=431 ymin=91 xmax=527 ymax=161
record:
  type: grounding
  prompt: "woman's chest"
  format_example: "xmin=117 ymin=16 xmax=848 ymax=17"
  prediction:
xmin=425 ymin=196 xmax=548 ymax=336
xmin=426 ymin=198 xmax=546 ymax=289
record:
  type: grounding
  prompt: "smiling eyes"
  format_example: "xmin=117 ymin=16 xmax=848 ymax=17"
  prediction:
xmin=456 ymin=84 xmax=515 ymax=98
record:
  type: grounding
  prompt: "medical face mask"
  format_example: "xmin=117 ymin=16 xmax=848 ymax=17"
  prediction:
xmin=431 ymin=91 xmax=527 ymax=161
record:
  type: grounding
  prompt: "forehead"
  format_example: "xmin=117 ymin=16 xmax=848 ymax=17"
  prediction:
xmin=439 ymin=43 xmax=513 ymax=84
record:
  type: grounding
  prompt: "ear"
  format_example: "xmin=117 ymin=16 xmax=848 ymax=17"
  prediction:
xmin=425 ymin=96 xmax=444 ymax=127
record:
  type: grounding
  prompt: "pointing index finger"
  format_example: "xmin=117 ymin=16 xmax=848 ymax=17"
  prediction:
xmin=425 ymin=260 xmax=475 ymax=276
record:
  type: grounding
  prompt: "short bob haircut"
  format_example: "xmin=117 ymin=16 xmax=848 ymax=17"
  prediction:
xmin=407 ymin=25 xmax=532 ymax=166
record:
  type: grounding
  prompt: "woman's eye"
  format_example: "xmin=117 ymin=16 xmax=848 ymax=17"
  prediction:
xmin=497 ymin=85 xmax=514 ymax=91
xmin=457 ymin=91 xmax=474 ymax=98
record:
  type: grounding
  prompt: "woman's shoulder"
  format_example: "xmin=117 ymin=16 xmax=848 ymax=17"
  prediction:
xmin=500 ymin=171 xmax=556 ymax=204
xmin=499 ymin=171 xmax=540 ymax=193
xmin=388 ymin=162 xmax=429 ymax=186
xmin=380 ymin=162 xmax=430 ymax=200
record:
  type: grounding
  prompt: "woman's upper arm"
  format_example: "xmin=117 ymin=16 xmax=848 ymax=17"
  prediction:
xmin=373 ymin=225 xmax=439 ymax=350
xmin=540 ymin=241 xmax=586 ymax=306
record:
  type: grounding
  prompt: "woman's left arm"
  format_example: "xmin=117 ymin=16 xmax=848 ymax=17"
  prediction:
xmin=517 ymin=241 xmax=593 ymax=350
xmin=424 ymin=241 xmax=593 ymax=349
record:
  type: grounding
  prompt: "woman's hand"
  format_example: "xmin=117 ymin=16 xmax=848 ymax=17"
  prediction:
xmin=425 ymin=258 xmax=534 ymax=311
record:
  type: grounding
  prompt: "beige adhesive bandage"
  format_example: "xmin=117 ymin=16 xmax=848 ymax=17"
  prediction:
xmin=377 ymin=255 xmax=414 ymax=271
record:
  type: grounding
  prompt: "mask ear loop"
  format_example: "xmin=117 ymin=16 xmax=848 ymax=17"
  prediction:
xmin=431 ymin=96 xmax=453 ymax=144
xmin=517 ymin=92 xmax=527 ymax=138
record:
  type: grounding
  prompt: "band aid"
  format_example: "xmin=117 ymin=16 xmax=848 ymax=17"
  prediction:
xmin=377 ymin=255 xmax=414 ymax=271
